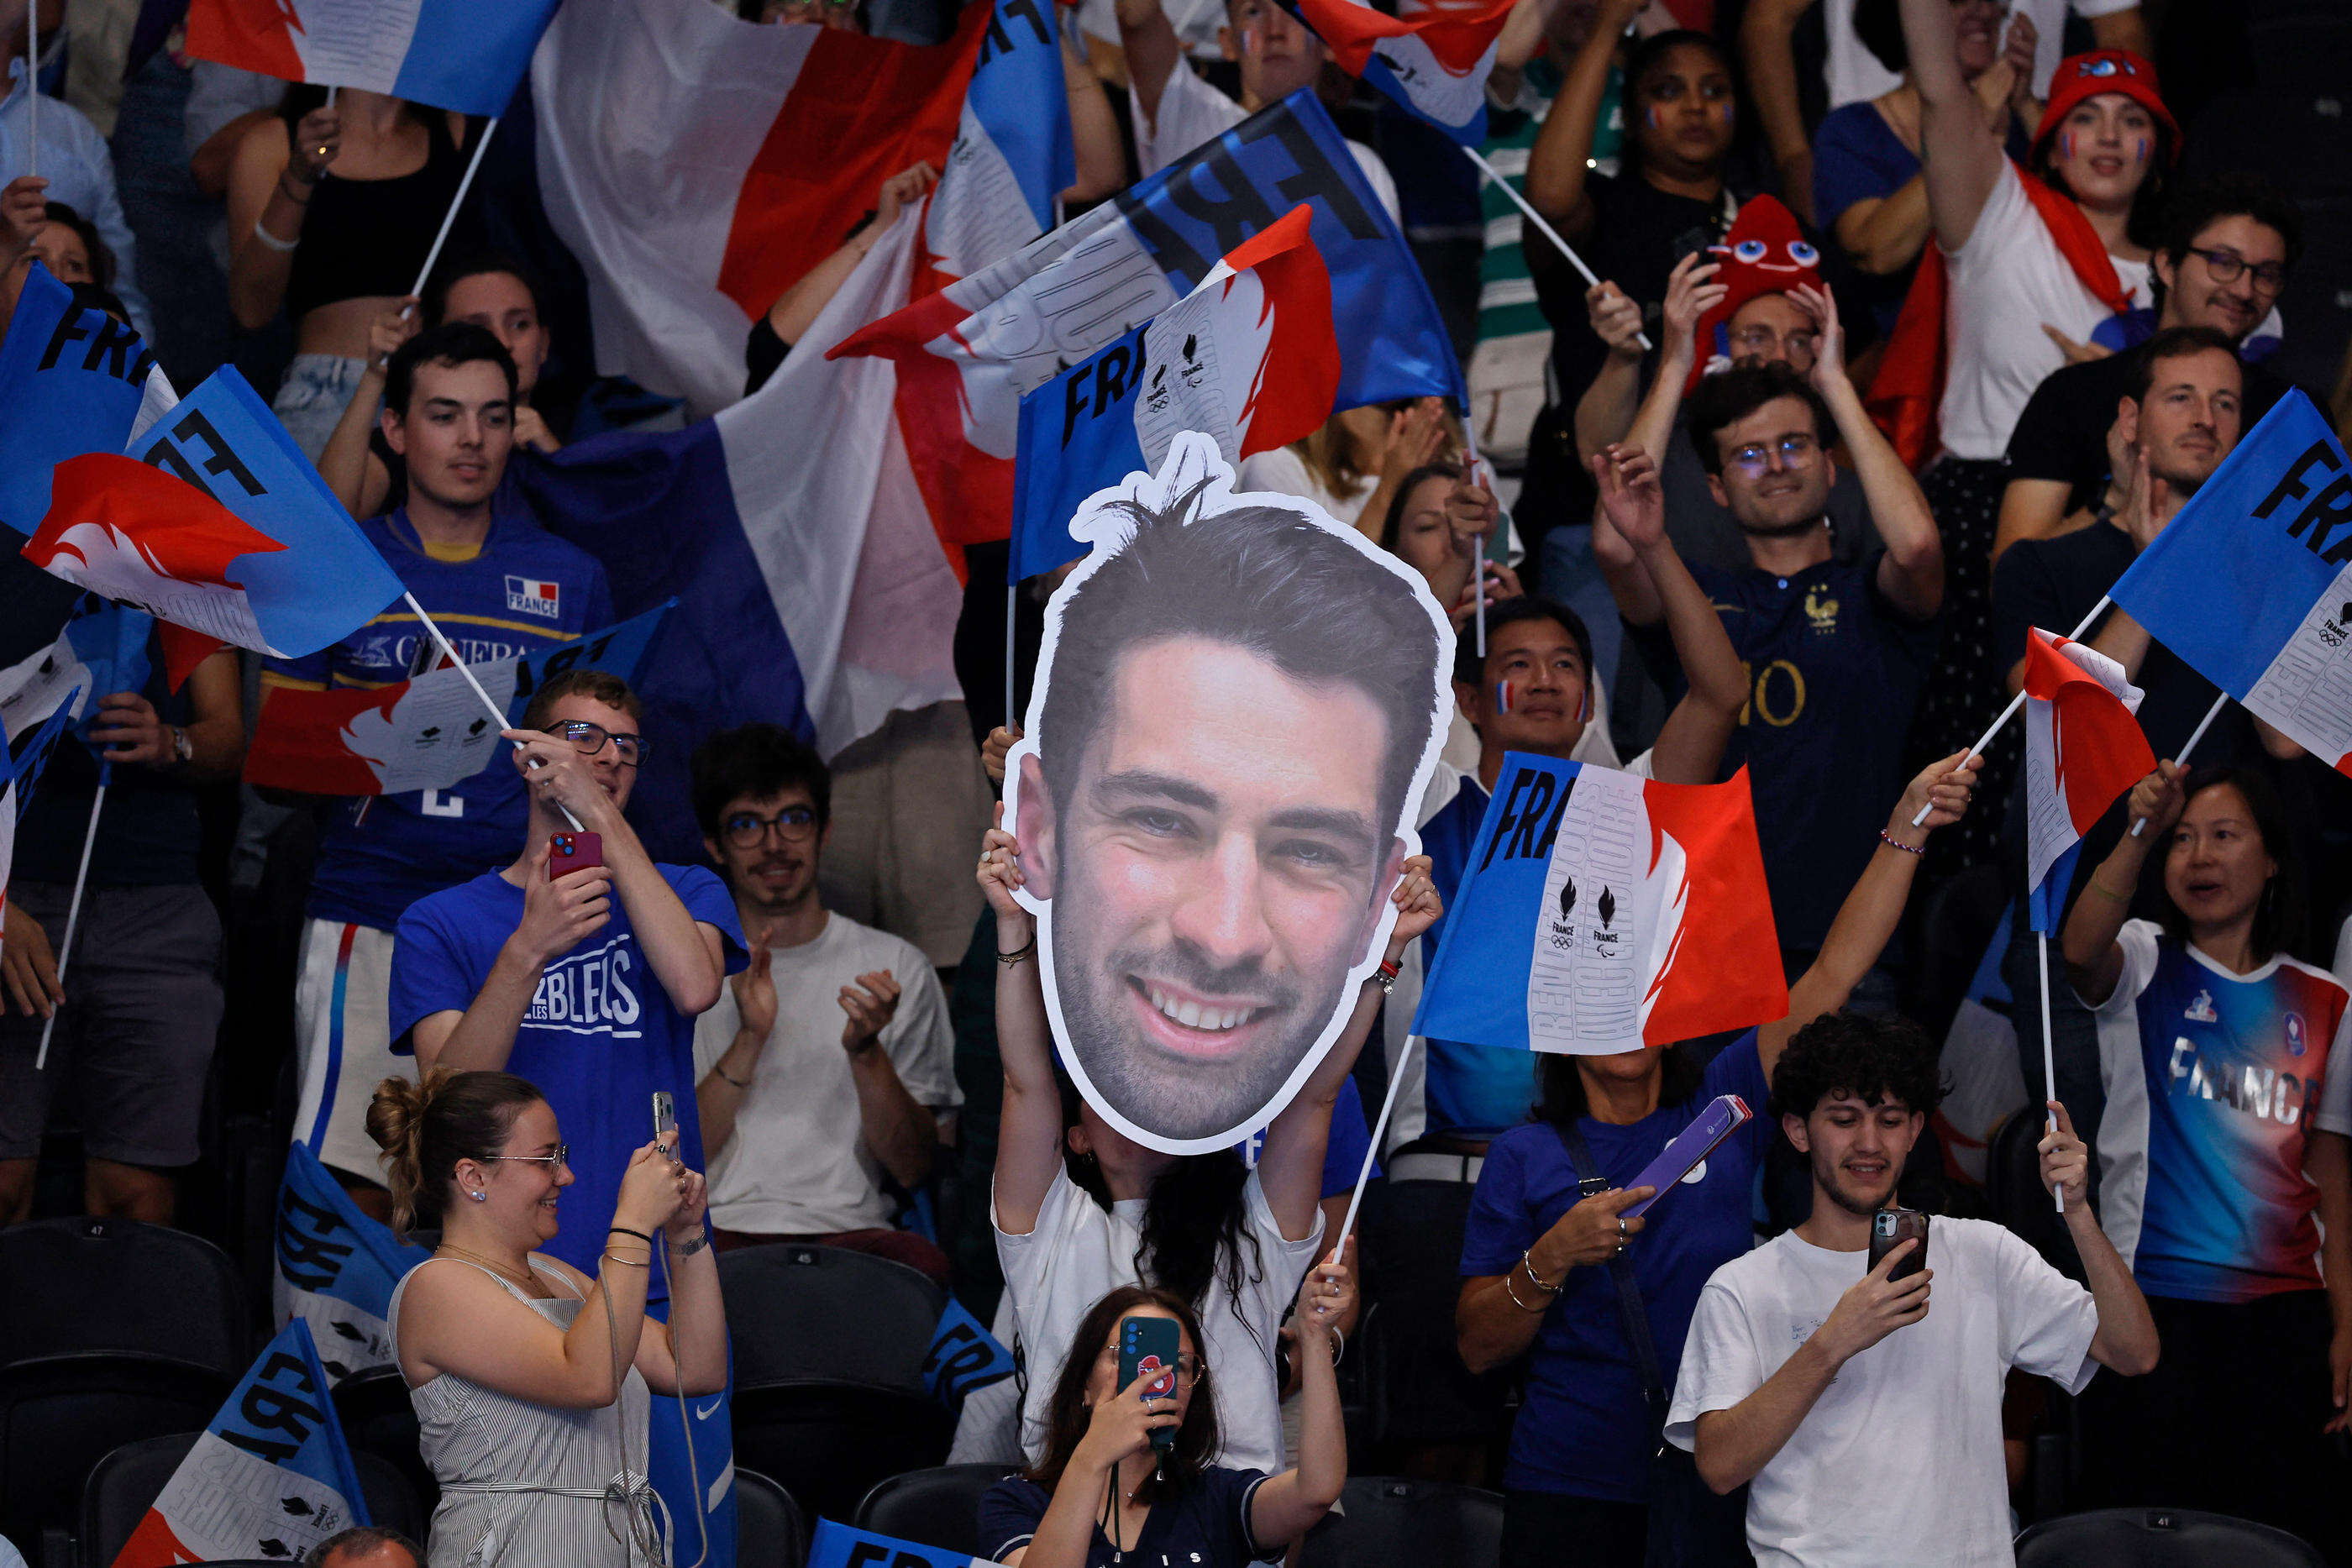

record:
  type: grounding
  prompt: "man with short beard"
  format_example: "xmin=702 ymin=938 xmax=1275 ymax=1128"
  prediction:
xmin=1670 ymin=1012 xmax=2156 ymax=1568
xmin=1595 ymin=307 xmax=1943 ymax=976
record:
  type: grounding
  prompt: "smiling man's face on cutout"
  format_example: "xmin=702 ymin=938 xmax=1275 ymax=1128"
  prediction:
xmin=1018 ymin=635 xmax=1404 ymax=1144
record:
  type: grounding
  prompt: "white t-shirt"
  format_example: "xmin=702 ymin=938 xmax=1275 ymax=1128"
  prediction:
xmin=1130 ymin=64 xmax=1403 ymax=226
xmin=1939 ymin=159 xmax=2149 ymax=460
xmin=1824 ymin=0 xmax=2137 ymax=108
xmin=1667 ymin=1219 xmax=2099 ymax=1568
xmin=995 ymin=1163 xmax=1323 ymax=1475
xmin=1235 ymin=443 xmax=1378 ymax=529
xmin=692 ymin=912 xmax=959 ymax=1236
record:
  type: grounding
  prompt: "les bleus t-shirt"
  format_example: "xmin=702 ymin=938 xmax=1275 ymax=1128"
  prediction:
xmin=1667 ymin=1217 xmax=2099 ymax=1568
xmin=387 ymin=863 xmax=746 ymax=1282
xmin=1460 ymin=1035 xmax=1772 ymax=1502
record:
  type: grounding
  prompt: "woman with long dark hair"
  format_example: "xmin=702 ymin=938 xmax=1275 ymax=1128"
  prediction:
xmin=979 ymin=1276 xmax=1349 ymax=1567
xmin=2062 ymin=763 xmax=2352 ymax=1555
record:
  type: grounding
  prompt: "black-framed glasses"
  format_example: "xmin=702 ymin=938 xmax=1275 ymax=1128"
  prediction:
xmin=722 ymin=807 xmax=820 ymax=847
xmin=2187 ymin=246 xmax=2288 ymax=295
xmin=546 ymin=721 xmax=647 ymax=767
xmin=484 ymin=1143 xmax=569 ymax=1168
xmin=1726 ymin=433 xmax=1820 ymax=472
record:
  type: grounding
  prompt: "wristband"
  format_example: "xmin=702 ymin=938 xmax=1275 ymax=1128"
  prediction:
xmin=715 ymin=1065 xmax=752 ymax=1089
xmin=997 ymin=932 xmax=1037 ymax=967
xmin=1373 ymin=957 xmax=1401 ymax=995
xmin=609 ymin=1225 xmax=654 ymax=1245
xmin=250 ymin=216 xmax=300 ymax=253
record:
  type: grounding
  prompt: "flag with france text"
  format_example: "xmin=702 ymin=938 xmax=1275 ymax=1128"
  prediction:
xmin=922 ymin=1296 xmax=1016 ymax=1411
xmin=1413 ymin=755 xmax=1785 ymax=1054
xmin=186 ymin=0 xmax=558 ymax=117
xmin=0 ymin=264 xmax=176 ymax=538
xmin=24 ymin=367 xmax=405 ymax=687
xmin=1011 ymin=205 xmax=1343 ymax=581
xmin=110 ymin=1320 xmax=370 ymax=1568
xmin=2107 ymin=391 xmax=2352 ymax=777
xmin=273 ymin=1143 xmax=429 ymax=1388
xmin=1284 ymin=0 xmax=1516 ymax=142
xmin=807 ymin=1518 xmax=1007 ymax=1568
xmin=2021 ymin=629 xmax=2153 ymax=933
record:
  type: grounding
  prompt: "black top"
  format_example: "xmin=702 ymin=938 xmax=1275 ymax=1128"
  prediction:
xmin=979 ymin=1469 xmax=1275 ymax=1568
xmin=2003 ymin=350 xmax=2292 ymax=517
xmin=285 ymin=113 xmax=479 ymax=323
xmin=15 ymin=627 xmax=202 ymax=888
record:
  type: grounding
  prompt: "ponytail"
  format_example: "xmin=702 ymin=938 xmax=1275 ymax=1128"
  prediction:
xmin=365 ymin=1067 xmax=545 ymax=1238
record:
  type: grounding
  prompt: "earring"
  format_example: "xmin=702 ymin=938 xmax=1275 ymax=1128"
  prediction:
xmin=470 ymin=1190 xmax=487 ymax=1202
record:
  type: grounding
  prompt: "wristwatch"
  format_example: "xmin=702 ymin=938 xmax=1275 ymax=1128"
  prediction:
xmin=169 ymin=725 xmax=193 ymax=768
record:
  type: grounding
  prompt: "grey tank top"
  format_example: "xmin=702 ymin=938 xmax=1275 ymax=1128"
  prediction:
xmin=387 ymin=1256 xmax=656 ymax=1568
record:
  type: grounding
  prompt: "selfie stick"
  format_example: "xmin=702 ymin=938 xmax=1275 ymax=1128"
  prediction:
xmin=2128 ymin=691 xmax=2227 ymax=838
xmin=2035 ymin=931 xmax=2061 ymax=1214
xmin=1910 ymin=596 xmax=2113 ymax=827
xmin=404 ymin=593 xmax=585 ymax=833
xmin=31 ymin=763 xmax=106 ymax=1072
xmin=1460 ymin=145 xmax=1650 ymax=354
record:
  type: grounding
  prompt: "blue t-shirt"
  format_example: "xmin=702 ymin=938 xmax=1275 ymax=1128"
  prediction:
xmin=1418 ymin=774 xmax=1541 ymax=1140
xmin=1459 ymin=1034 xmax=1771 ymax=1501
xmin=267 ymin=505 xmax=614 ymax=932
xmin=979 ymin=1468 xmax=1272 ymax=1568
xmin=386 ymin=863 xmax=746 ymax=1282
xmin=1235 ymin=1074 xmax=1380 ymax=1199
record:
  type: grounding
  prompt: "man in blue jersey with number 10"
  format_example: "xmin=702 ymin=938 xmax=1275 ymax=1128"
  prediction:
xmin=261 ymin=323 xmax=612 ymax=1220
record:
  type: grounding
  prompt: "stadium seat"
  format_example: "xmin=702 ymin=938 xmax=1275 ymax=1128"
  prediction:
xmin=80 ymin=1432 xmax=424 ymax=1568
xmin=1298 ymin=1476 xmax=1506 ymax=1568
xmin=717 ymin=1243 xmax=945 ymax=1392
xmin=1986 ymin=1109 xmax=2076 ymax=1279
xmin=730 ymin=1381 xmax=956 ymax=1527
xmin=853 ymin=1463 xmax=1019 ymax=1556
xmin=1354 ymin=1181 xmax=1515 ymax=1450
xmin=2013 ymin=1506 xmax=2328 ymax=1566
xmin=736 ymin=1467 xmax=809 ymax=1568
xmin=0 ymin=1352 xmax=235 ymax=1546
xmin=0 ymin=1217 xmax=249 ymax=1378
xmin=331 ymin=1365 xmax=438 ymax=1519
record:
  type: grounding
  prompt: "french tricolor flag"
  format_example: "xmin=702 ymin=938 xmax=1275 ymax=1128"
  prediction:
xmin=1009 ymin=206 xmax=1341 ymax=580
xmin=2021 ymin=629 xmax=2154 ymax=932
xmin=1284 ymin=0 xmax=1517 ymax=142
xmin=185 ymin=0 xmax=559 ymax=117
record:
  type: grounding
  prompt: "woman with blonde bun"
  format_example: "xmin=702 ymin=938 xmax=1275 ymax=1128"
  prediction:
xmin=373 ymin=1067 xmax=726 ymax=1566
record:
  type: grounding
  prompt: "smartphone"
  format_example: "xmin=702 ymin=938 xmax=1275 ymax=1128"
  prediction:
xmin=653 ymin=1090 xmax=677 ymax=1156
xmin=1868 ymin=1208 xmax=1929 ymax=1281
xmin=1620 ymin=1095 xmax=1751 ymax=1220
xmin=1117 ymin=1315 xmax=1182 ymax=1455
xmin=548 ymin=830 xmax=604 ymax=880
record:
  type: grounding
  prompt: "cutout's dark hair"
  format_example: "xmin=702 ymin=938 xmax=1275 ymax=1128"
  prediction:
xmin=691 ymin=721 xmax=832 ymax=839
xmin=1024 ymin=1286 xmax=1221 ymax=1505
xmin=1540 ymin=1045 xmax=1706 ymax=1127
xmin=365 ymin=1068 xmax=548 ymax=1237
xmin=2155 ymin=765 xmax=2302 ymax=965
xmin=384 ymin=321 xmax=517 ymax=416
xmin=1038 ymin=480 xmax=1442 ymax=840
xmin=2124 ymin=324 xmax=2241 ymax=405
xmin=2150 ymin=176 xmax=2303 ymax=316
xmin=426 ymin=250 xmax=548 ymax=327
xmin=1452 ymin=595 xmax=1593 ymax=690
xmin=1379 ymin=461 xmax=1464 ymax=554
xmin=1685 ymin=362 xmax=1833 ymax=475
xmin=1771 ymin=1010 xmax=1945 ymax=1123
xmin=39 ymin=201 xmax=112 ymax=289
xmin=520 ymin=667 xmax=642 ymax=732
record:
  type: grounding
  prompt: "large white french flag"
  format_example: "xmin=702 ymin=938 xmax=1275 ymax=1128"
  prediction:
xmin=533 ymin=0 xmax=1071 ymax=418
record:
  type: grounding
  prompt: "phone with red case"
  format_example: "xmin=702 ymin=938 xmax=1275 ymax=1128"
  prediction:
xmin=548 ymin=831 xmax=604 ymax=880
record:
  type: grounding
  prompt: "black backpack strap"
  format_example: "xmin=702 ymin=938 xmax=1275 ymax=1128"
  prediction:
xmin=1552 ymin=1119 xmax=1670 ymax=1452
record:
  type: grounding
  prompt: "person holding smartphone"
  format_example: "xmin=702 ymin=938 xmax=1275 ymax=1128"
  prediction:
xmin=979 ymin=1266 xmax=1352 ymax=1568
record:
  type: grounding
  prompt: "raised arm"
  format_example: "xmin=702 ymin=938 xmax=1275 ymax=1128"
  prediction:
xmin=1574 ymin=281 xmax=1651 ymax=463
xmin=1248 ymin=1256 xmax=1353 ymax=1542
xmin=226 ymin=105 xmax=339 ymax=331
xmin=979 ymin=805 xmax=1066 ymax=1236
xmin=838 ymin=969 xmax=942 ymax=1191
xmin=1740 ymin=0 xmax=1820 ymax=223
xmin=1523 ymin=0 xmax=1645 ymax=234
xmin=767 ymin=165 xmax=937 ymax=351
xmin=1793 ymin=286 xmax=1941 ymax=619
xmin=317 ymin=302 xmax=416 ymax=518
xmin=1115 ymin=0 xmax=1184 ymax=128
xmin=1590 ymin=259 xmax=1724 ymax=628
xmin=2042 ymin=1099 xmax=2159 ymax=1374
xmin=1063 ymin=36 xmax=1125 ymax=205
xmin=2061 ymin=762 xmax=2182 ymax=1004
xmin=696 ymin=946 xmax=772 ymax=1157
xmin=1898 ymin=0 xmax=2007 ymax=252
xmin=413 ymin=843 xmax=614 ymax=1075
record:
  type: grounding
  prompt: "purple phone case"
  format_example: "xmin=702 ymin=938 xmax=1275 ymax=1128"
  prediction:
xmin=1618 ymin=1094 xmax=1751 ymax=1219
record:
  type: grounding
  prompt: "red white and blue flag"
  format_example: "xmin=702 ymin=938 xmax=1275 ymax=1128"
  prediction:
xmin=23 ymin=367 xmax=405 ymax=688
xmin=2021 ymin=628 xmax=2153 ymax=932
xmin=1413 ymin=754 xmax=1786 ymax=1054
xmin=2108 ymin=391 xmax=2352 ymax=778
xmin=185 ymin=0 xmax=559 ymax=118
xmin=1009 ymin=206 xmax=1341 ymax=579
xmin=0 ymin=679 xmax=84 ymax=957
xmin=111 ymin=1320 xmax=371 ymax=1568
xmin=1284 ymin=0 xmax=1516 ymax=142
xmin=0 ymin=262 xmax=176 ymax=538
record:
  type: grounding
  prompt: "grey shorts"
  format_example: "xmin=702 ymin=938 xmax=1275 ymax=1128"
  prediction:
xmin=0 ymin=882 xmax=225 ymax=1166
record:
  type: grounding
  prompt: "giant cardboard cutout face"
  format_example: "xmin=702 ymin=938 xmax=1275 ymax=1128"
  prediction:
xmin=1004 ymin=436 xmax=1453 ymax=1154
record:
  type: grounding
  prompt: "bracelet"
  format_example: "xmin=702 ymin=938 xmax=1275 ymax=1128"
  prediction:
xmin=715 ymin=1065 xmax=752 ymax=1089
xmin=2084 ymin=878 xmax=2133 ymax=903
xmin=1373 ymin=957 xmax=1401 ymax=995
xmin=1878 ymin=829 xmax=1926 ymax=857
xmin=675 ymin=1229 xmax=710 ymax=1257
xmin=997 ymin=932 xmax=1037 ymax=967
xmin=1520 ymin=1249 xmax=1565 ymax=1294
xmin=1329 ymin=1328 xmax=1345 ymax=1366
xmin=1503 ymin=1268 xmax=1550 ymax=1314
xmin=601 ymin=1251 xmax=650 ymax=1268
xmin=609 ymin=1226 xmax=654 ymax=1245
xmin=276 ymin=176 xmax=312 ymax=205
xmin=249 ymin=215 xmax=300 ymax=253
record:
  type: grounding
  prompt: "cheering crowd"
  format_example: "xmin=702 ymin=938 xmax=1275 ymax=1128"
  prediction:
xmin=1 ymin=0 xmax=2349 ymax=1564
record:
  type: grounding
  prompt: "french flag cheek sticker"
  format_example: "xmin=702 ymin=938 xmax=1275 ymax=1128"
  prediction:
xmin=1496 ymin=679 xmax=1514 ymax=714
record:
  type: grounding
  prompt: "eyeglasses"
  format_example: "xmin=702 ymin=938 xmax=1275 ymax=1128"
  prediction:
xmin=546 ymin=721 xmax=647 ymax=767
xmin=2186 ymin=246 xmax=2288 ymax=295
xmin=1725 ymin=433 xmax=1820 ymax=473
xmin=483 ymin=1143 xmax=569 ymax=1168
xmin=1727 ymin=327 xmax=1819 ymax=358
xmin=722 ymin=807 xmax=821 ymax=847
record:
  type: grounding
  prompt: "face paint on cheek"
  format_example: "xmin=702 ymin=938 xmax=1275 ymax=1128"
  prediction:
xmin=1494 ymin=679 xmax=1515 ymax=715
xmin=1578 ymin=683 xmax=1591 ymax=723
xmin=2134 ymin=137 xmax=2149 ymax=165
xmin=2061 ymin=130 xmax=2074 ymax=163
xmin=1242 ymin=27 xmax=1254 ymax=52
xmin=1646 ymin=105 xmax=1660 ymax=130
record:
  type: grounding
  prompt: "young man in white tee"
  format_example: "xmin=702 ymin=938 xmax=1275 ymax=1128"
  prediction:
xmin=1668 ymin=1011 xmax=2158 ymax=1568
xmin=689 ymin=722 xmax=959 ymax=1284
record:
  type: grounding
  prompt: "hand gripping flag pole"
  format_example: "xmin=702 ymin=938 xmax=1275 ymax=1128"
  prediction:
xmin=2035 ymin=931 xmax=2061 ymax=1214
xmin=402 ymin=592 xmax=585 ymax=833
xmin=1910 ymin=595 xmax=2113 ymax=827
xmin=1460 ymin=144 xmax=1650 ymax=353
xmin=2128 ymin=691 xmax=2229 ymax=838
xmin=32 ymin=763 xmax=106 ymax=1072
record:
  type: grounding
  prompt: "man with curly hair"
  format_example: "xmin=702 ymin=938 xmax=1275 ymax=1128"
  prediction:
xmin=1664 ymin=1011 xmax=2158 ymax=1567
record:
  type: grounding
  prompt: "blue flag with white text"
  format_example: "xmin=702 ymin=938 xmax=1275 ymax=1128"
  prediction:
xmin=273 ymin=1143 xmax=429 ymax=1387
xmin=0 ymin=263 xmax=171 ymax=538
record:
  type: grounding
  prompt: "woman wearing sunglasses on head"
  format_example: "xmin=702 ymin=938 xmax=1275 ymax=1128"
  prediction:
xmin=375 ymin=1067 xmax=728 ymax=1566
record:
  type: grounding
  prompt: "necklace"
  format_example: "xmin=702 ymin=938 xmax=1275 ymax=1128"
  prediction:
xmin=436 ymin=1242 xmax=542 ymax=1291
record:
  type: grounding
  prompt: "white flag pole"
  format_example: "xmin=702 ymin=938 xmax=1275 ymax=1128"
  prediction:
xmin=404 ymin=116 xmax=499 ymax=308
xmin=1910 ymin=595 xmax=2115 ymax=827
xmin=2128 ymin=691 xmax=2228 ymax=838
xmin=402 ymin=591 xmax=584 ymax=831
xmin=1459 ymin=144 xmax=1650 ymax=353
xmin=1005 ymin=583 xmax=1018 ymax=737
xmin=1333 ymin=1034 xmax=1418 ymax=1262
xmin=32 ymin=765 xmax=104 ymax=1072
xmin=24 ymin=0 xmax=36 ymax=181
xmin=2036 ymin=931 xmax=2061 ymax=1214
